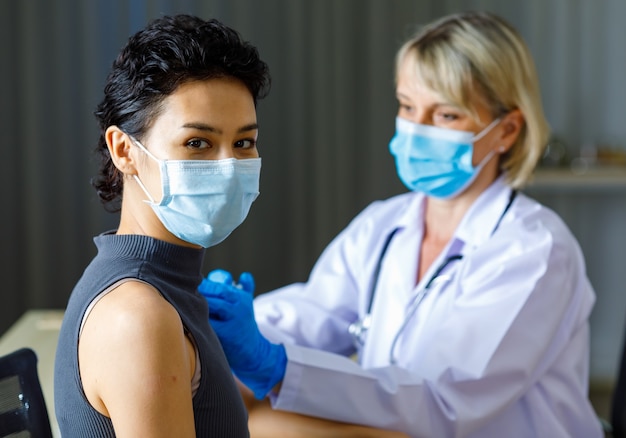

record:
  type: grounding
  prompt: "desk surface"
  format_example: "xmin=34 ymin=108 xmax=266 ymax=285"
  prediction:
xmin=0 ymin=309 xmax=64 ymax=438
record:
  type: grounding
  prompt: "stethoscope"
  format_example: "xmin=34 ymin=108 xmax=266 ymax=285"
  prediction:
xmin=347 ymin=189 xmax=518 ymax=365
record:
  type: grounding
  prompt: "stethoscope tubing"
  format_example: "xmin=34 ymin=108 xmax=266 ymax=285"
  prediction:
xmin=388 ymin=254 xmax=463 ymax=364
xmin=350 ymin=189 xmax=518 ymax=364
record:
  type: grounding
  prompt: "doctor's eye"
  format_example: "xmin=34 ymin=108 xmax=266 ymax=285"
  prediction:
xmin=397 ymin=103 xmax=413 ymax=116
xmin=434 ymin=109 xmax=460 ymax=122
xmin=186 ymin=139 xmax=211 ymax=150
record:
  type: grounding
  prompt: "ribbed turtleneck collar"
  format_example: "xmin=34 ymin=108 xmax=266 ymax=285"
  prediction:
xmin=93 ymin=232 xmax=205 ymax=275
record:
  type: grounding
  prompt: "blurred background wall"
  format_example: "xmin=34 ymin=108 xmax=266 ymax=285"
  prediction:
xmin=1 ymin=0 xmax=625 ymax=389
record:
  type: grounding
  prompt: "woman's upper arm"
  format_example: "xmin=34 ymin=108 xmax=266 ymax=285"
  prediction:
xmin=78 ymin=281 xmax=196 ymax=438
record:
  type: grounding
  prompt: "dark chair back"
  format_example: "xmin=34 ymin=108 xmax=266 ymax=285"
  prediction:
xmin=613 ymin=323 xmax=626 ymax=438
xmin=0 ymin=348 xmax=53 ymax=438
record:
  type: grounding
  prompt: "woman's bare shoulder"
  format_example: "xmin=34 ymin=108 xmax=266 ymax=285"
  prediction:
xmin=81 ymin=281 xmax=183 ymax=349
xmin=78 ymin=279 xmax=194 ymax=429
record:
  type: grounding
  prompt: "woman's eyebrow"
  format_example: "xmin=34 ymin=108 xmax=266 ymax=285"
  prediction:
xmin=181 ymin=122 xmax=259 ymax=134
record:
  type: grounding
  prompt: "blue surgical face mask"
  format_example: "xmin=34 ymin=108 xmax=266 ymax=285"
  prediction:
xmin=389 ymin=117 xmax=500 ymax=199
xmin=131 ymin=138 xmax=260 ymax=248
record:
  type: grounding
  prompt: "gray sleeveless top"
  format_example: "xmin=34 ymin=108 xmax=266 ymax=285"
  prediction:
xmin=54 ymin=232 xmax=249 ymax=437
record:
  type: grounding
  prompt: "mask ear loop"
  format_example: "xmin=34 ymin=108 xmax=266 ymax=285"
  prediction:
xmin=475 ymin=149 xmax=497 ymax=168
xmin=471 ymin=117 xmax=502 ymax=142
xmin=133 ymin=175 xmax=157 ymax=204
xmin=442 ymin=120 xmax=500 ymax=200
xmin=472 ymin=118 xmax=505 ymax=162
xmin=128 ymin=136 xmax=160 ymax=205
xmin=130 ymin=136 xmax=161 ymax=162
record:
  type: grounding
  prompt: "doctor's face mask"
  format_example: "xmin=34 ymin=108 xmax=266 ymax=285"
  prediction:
xmin=131 ymin=137 xmax=261 ymax=248
xmin=389 ymin=117 xmax=500 ymax=199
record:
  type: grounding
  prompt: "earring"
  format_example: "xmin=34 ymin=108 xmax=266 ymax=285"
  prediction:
xmin=498 ymin=146 xmax=506 ymax=153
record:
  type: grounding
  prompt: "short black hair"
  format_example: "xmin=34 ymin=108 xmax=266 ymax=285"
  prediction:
xmin=92 ymin=14 xmax=271 ymax=211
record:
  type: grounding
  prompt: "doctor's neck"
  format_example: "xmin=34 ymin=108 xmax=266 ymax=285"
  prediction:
xmin=423 ymin=197 xmax=470 ymax=244
xmin=423 ymin=180 xmax=488 ymax=241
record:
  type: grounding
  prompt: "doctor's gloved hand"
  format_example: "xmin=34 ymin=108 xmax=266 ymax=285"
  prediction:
xmin=198 ymin=269 xmax=287 ymax=399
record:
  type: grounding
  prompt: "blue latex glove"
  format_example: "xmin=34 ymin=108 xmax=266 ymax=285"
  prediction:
xmin=198 ymin=269 xmax=287 ymax=399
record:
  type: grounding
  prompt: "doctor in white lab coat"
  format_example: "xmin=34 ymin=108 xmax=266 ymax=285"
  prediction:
xmin=199 ymin=11 xmax=603 ymax=438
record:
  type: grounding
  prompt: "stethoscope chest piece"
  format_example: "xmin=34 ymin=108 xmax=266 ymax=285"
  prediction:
xmin=348 ymin=314 xmax=371 ymax=348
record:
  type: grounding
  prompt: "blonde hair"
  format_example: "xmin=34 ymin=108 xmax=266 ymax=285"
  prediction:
xmin=395 ymin=11 xmax=549 ymax=188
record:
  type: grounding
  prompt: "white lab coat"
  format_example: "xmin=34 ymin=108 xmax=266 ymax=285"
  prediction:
xmin=254 ymin=176 xmax=603 ymax=438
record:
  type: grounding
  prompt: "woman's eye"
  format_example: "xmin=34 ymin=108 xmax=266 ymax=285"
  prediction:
xmin=186 ymin=139 xmax=210 ymax=149
xmin=234 ymin=139 xmax=256 ymax=149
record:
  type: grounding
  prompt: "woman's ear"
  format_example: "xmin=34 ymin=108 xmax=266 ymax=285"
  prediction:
xmin=105 ymin=126 xmax=137 ymax=175
xmin=498 ymin=109 xmax=524 ymax=153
